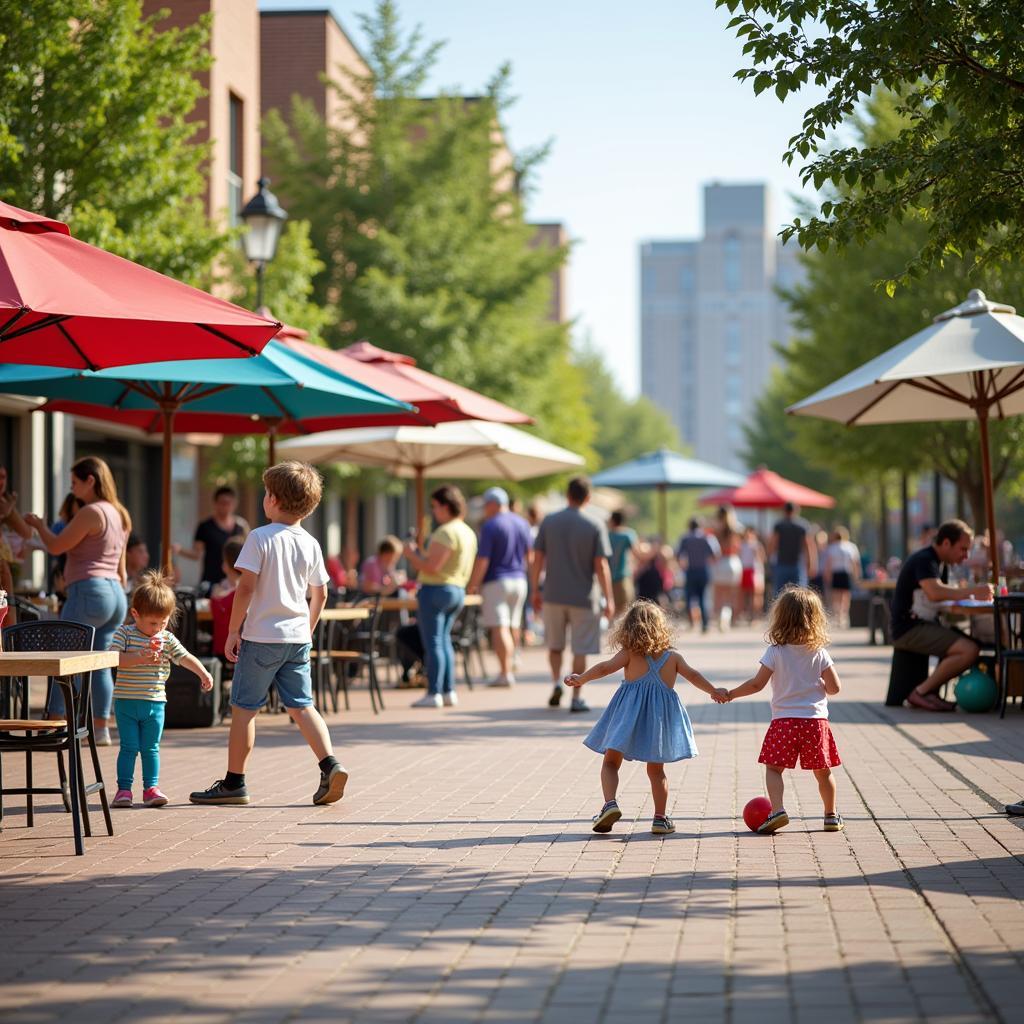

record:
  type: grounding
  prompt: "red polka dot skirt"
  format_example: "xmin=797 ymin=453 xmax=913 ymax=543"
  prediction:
xmin=758 ymin=717 xmax=841 ymax=771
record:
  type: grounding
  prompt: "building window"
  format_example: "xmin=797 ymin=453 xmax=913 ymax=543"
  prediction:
xmin=725 ymin=374 xmax=743 ymax=415
xmin=228 ymin=93 xmax=244 ymax=226
xmin=725 ymin=320 xmax=742 ymax=366
xmin=724 ymin=234 xmax=741 ymax=292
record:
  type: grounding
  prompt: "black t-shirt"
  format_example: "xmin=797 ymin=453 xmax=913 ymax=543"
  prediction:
xmin=194 ymin=516 xmax=247 ymax=584
xmin=890 ymin=546 xmax=947 ymax=639
xmin=774 ymin=517 xmax=808 ymax=566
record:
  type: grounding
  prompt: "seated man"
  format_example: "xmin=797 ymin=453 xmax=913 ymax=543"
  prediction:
xmin=890 ymin=519 xmax=993 ymax=712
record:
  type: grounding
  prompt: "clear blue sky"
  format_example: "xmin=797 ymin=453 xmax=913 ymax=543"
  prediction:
xmin=263 ymin=2 xmax=823 ymax=395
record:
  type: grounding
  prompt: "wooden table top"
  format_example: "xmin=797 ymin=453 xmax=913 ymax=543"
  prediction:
xmin=0 ymin=651 xmax=120 ymax=676
xmin=860 ymin=578 xmax=896 ymax=591
xmin=378 ymin=593 xmax=483 ymax=613
xmin=196 ymin=606 xmax=370 ymax=624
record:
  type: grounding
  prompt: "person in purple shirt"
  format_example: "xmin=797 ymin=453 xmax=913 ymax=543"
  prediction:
xmin=468 ymin=487 xmax=533 ymax=687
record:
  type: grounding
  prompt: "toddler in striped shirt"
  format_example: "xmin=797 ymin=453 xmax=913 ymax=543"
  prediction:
xmin=110 ymin=571 xmax=213 ymax=808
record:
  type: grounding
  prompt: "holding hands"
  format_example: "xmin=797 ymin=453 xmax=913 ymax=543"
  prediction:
xmin=711 ymin=687 xmax=731 ymax=704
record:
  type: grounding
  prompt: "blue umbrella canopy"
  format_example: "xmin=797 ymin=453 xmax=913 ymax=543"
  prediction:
xmin=593 ymin=449 xmax=744 ymax=540
xmin=0 ymin=340 xmax=413 ymax=568
xmin=593 ymin=449 xmax=744 ymax=490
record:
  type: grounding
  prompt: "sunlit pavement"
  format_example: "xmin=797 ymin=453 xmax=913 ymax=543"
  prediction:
xmin=2 ymin=624 xmax=1023 ymax=1023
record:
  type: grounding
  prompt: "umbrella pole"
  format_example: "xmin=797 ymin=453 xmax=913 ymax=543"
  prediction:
xmin=415 ymin=468 xmax=426 ymax=545
xmin=977 ymin=408 xmax=1001 ymax=582
xmin=657 ymin=485 xmax=668 ymax=543
xmin=160 ymin=400 xmax=175 ymax=575
xmin=267 ymin=424 xmax=277 ymax=467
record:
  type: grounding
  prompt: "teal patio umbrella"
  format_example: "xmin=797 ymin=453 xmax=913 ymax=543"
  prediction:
xmin=0 ymin=341 xmax=413 ymax=569
xmin=593 ymin=448 xmax=745 ymax=540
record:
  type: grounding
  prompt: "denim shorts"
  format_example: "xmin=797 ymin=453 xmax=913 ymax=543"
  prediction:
xmin=231 ymin=641 xmax=313 ymax=710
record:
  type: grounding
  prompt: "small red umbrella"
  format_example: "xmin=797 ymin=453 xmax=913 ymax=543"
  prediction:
xmin=700 ymin=467 xmax=835 ymax=510
xmin=0 ymin=199 xmax=279 ymax=368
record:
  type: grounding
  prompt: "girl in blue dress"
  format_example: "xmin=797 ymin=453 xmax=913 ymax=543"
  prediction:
xmin=566 ymin=599 xmax=728 ymax=835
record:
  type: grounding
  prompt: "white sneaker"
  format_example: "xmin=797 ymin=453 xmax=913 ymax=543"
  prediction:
xmin=486 ymin=676 xmax=514 ymax=688
xmin=411 ymin=694 xmax=443 ymax=708
xmin=720 ymin=607 xmax=732 ymax=630
xmin=442 ymin=692 xmax=458 ymax=707
xmin=94 ymin=726 xmax=112 ymax=746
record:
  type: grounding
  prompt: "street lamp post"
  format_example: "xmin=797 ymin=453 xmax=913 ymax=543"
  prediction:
xmin=239 ymin=177 xmax=287 ymax=310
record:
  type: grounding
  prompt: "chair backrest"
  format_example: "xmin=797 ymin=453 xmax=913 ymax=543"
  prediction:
xmin=2 ymin=620 xmax=97 ymax=733
xmin=3 ymin=619 xmax=95 ymax=653
xmin=173 ymin=588 xmax=198 ymax=652
xmin=10 ymin=595 xmax=42 ymax=625
xmin=994 ymin=593 xmax=1024 ymax=656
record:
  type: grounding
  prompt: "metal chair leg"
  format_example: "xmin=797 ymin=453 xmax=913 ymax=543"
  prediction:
xmin=86 ymin=727 xmax=113 ymax=836
xmin=24 ymin=745 xmax=32 ymax=827
xmin=66 ymin=730 xmax=84 ymax=857
xmin=56 ymin=751 xmax=71 ymax=812
xmin=75 ymin=738 xmax=92 ymax=838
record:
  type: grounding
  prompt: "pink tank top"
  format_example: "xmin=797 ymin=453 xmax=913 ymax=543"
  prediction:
xmin=64 ymin=501 xmax=127 ymax=585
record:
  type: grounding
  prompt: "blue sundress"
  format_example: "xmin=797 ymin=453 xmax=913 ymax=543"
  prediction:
xmin=583 ymin=651 xmax=698 ymax=763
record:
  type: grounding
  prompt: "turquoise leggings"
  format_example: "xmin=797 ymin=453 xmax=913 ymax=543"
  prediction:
xmin=114 ymin=699 xmax=165 ymax=790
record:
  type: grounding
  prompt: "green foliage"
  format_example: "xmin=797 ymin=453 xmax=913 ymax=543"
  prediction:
xmin=262 ymin=0 xmax=590 ymax=457
xmin=219 ymin=220 xmax=336 ymax=343
xmin=717 ymin=0 xmax=1024 ymax=285
xmin=0 ymin=1 xmax=225 ymax=283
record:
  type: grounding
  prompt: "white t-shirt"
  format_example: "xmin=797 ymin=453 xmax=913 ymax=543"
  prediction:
xmin=824 ymin=540 xmax=860 ymax=576
xmin=760 ymin=644 xmax=834 ymax=720
xmin=235 ymin=523 xmax=330 ymax=643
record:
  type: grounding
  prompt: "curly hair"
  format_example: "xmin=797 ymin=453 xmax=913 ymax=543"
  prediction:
xmin=767 ymin=585 xmax=829 ymax=650
xmin=610 ymin=599 xmax=674 ymax=657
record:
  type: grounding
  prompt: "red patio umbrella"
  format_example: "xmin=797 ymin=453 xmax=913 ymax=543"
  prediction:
xmin=337 ymin=340 xmax=533 ymax=426
xmin=700 ymin=467 xmax=835 ymax=509
xmin=0 ymin=199 xmax=279 ymax=368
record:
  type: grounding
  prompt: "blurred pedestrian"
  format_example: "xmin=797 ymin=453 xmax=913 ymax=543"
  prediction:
xmin=822 ymin=527 xmax=861 ymax=627
xmin=608 ymin=510 xmax=642 ymax=619
xmin=175 ymin=485 xmax=249 ymax=594
xmin=676 ymin=518 xmax=718 ymax=632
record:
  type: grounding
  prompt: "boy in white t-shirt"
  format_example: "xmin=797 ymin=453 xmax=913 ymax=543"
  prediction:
xmin=190 ymin=462 xmax=347 ymax=808
xmin=725 ymin=585 xmax=844 ymax=834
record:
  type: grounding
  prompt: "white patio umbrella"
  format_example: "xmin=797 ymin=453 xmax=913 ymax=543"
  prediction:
xmin=279 ymin=420 xmax=585 ymax=534
xmin=789 ymin=289 xmax=1024 ymax=579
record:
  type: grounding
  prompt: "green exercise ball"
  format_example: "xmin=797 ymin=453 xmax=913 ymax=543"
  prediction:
xmin=955 ymin=668 xmax=998 ymax=713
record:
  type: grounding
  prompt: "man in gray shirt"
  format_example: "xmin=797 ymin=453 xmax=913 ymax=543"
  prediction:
xmin=531 ymin=477 xmax=614 ymax=713
xmin=768 ymin=501 xmax=817 ymax=595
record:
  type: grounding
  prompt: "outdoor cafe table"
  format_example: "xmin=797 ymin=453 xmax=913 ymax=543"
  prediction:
xmin=0 ymin=650 xmax=120 ymax=717
xmin=379 ymin=593 xmax=483 ymax=614
xmin=195 ymin=605 xmax=370 ymax=624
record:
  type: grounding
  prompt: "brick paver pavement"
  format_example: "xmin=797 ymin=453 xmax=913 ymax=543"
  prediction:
xmin=1 ymin=626 xmax=1023 ymax=1023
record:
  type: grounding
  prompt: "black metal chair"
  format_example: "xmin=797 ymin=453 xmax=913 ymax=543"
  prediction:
xmin=994 ymin=593 xmax=1024 ymax=717
xmin=453 ymin=603 xmax=486 ymax=690
xmin=0 ymin=620 xmax=113 ymax=855
xmin=325 ymin=596 xmax=386 ymax=714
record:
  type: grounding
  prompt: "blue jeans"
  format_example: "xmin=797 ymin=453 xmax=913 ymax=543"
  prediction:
xmin=773 ymin=563 xmax=805 ymax=597
xmin=49 ymin=577 xmax=127 ymax=718
xmin=417 ymin=584 xmax=465 ymax=696
xmin=114 ymin=699 xmax=165 ymax=789
xmin=684 ymin=567 xmax=709 ymax=629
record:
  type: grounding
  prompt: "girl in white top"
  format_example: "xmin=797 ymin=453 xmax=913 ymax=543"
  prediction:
xmin=725 ymin=585 xmax=844 ymax=834
xmin=822 ymin=525 xmax=861 ymax=627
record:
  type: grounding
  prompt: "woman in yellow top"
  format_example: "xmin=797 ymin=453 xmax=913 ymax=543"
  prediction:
xmin=404 ymin=485 xmax=478 ymax=708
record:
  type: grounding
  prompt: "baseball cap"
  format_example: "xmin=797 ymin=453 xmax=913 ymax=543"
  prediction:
xmin=482 ymin=486 xmax=509 ymax=507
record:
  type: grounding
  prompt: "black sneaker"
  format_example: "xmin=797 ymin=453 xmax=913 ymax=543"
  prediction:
xmin=189 ymin=779 xmax=250 ymax=805
xmin=313 ymin=764 xmax=349 ymax=806
xmin=548 ymin=685 xmax=563 ymax=707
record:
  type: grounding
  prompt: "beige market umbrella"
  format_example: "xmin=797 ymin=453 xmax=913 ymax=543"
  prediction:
xmin=279 ymin=420 xmax=585 ymax=535
xmin=789 ymin=289 xmax=1024 ymax=579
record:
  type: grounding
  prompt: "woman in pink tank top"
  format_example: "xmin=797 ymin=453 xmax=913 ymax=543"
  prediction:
xmin=25 ymin=457 xmax=131 ymax=743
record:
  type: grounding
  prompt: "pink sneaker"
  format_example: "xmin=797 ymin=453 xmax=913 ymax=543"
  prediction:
xmin=143 ymin=787 xmax=168 ymax=808
xmin=111 ymin=789 xmax=133 ymax=808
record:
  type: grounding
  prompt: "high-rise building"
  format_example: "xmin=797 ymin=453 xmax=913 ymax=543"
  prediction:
xmin=640 ymin=183 xmax=801 ymax=471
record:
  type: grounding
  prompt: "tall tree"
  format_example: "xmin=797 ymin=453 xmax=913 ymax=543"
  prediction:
xmin=717 ymin=0 xmax=1024 ymax=284
xmin=0 ymin=1 xmax=225 ymax=282
xmin=263 ymin=0 xmax=591 ymax=456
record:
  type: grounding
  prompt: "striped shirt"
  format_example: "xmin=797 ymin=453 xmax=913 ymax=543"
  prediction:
xmin=110 ymin=624 xmax=188 ymax=701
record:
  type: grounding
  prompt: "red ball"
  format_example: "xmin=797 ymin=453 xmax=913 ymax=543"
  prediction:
xmin=743 ymin=796 xmax=773 ymax=833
